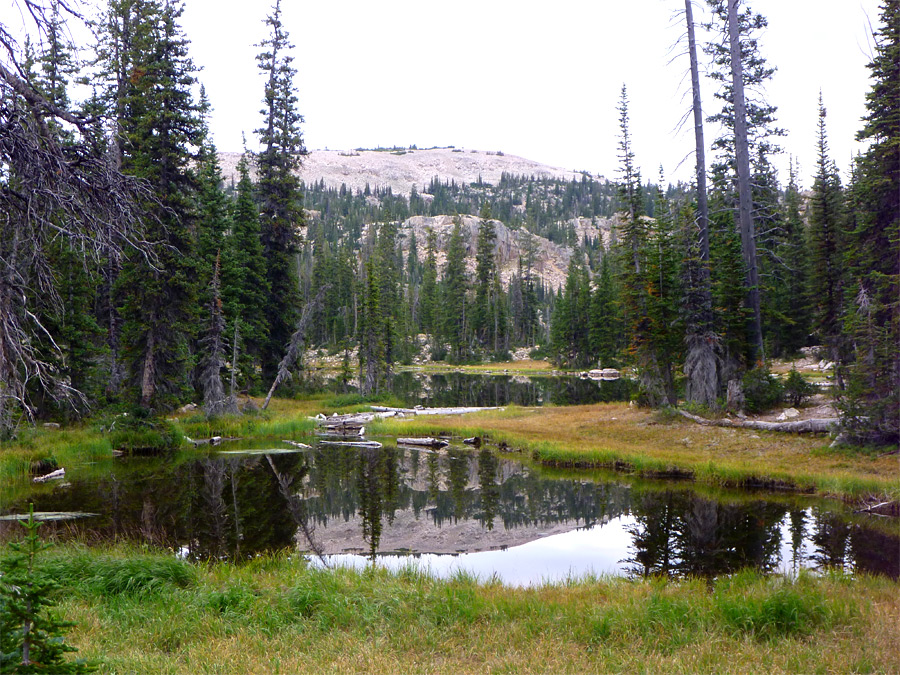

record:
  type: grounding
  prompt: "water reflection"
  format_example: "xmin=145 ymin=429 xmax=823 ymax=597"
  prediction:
xmin=387 ymin=372 xmax=635 ymax=408
xmin=2 ymin=444 xmax=897 ymax=583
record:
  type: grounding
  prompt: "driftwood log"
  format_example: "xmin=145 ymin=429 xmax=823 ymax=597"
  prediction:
xmin=282 ymin=440 xmax=312 ymax=449
xmin=369 ymin=406 xmax=503 ymax=416
xmin=33 ymin=468 xmax=65 ymax=483
xmin=397 ymin=437 xmax=449 ymax=448
xmin=677 ymin=409 xmax=838 ymax=433
xmin=319 ymin=440 xmax=382 ymax=449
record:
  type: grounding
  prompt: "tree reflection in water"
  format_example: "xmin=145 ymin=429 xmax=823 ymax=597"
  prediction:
xmin=4 ymin=445 xmax=897 ymax=579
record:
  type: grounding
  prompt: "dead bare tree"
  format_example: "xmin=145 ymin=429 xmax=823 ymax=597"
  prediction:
xmin=682 ymin=0 xmax=721 ymax=407
xmin=265 ymin=454 xmax=326 ymax=563
xmin=726 ymin=0 xmax=764 ymax=363
xmin=0 ymin=1 xmax=151 ymax=436
xmin=262 ymin=287 xmax=328 ymax=410
xmin=200 ymin=255 xmax=238 ymax=418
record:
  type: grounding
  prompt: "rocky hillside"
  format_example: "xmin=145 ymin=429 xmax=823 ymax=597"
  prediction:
xmin=219 ymin=147 xmax=602 ymax=195
xmin=391 ymin=215 xmax=614 ymax=291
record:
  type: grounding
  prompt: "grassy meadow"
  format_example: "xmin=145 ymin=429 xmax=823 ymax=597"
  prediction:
xmin=3 ymin=545 xmax=891 ymax=674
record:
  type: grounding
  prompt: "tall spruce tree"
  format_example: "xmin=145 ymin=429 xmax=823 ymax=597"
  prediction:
xmin=763 ymin=159 xmax=811 ymax=357
xmin=256 ymin=0 xmax=305 ymax=382
xmin=473 ymin=204 xmax=499 ymax=350
xmin=112 ymin=0 xmax=202 ymax=408
xmin=442 ymin=218 xmax=469 ymax=362
xmin=221 ymin=151 xmax=270 ymax=391
xmin=838 ymin=0 xmax=899 ymax=445
xmin=589 ymin=253 xmax=623 ymax=368
xmin=615 ymin=86 xmax=667 ymax=405
xmin=806 ymin=96 xmax=846 ymax=379
xmin=419 ymin=228 xmax=439 ymax=338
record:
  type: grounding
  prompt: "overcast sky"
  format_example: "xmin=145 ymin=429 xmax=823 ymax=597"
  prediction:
xmin=7 ymin=0 xmax=883 ymax=188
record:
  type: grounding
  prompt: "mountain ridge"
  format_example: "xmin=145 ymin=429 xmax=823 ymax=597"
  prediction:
xmin=219 ymin=147 xmax=606 ymax=195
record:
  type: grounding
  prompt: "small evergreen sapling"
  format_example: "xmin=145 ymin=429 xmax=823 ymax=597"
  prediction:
xmin=0 ymin=505 xmax=93 ymax=673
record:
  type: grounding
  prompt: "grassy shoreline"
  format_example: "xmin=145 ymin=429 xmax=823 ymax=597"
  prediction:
xmin=368 ymin=404 xmax=899 ymax=502
xmin=2 ymin=399 xmax=897 ymax=503
xmin=4 ymin=544 xmax=895 ymax=674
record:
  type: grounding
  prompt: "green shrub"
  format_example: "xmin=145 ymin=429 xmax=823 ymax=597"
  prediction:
xmin=783 ymin=368 xmax=818 ymax=406
xmin=742 ymin=368 xmax=784 ymax=413
xmin=107 ymin=413 xmax=182 ymax=454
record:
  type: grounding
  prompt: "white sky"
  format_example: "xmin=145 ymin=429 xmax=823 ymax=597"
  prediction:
xmin=4 ymin=0 xmax=883 ymax=188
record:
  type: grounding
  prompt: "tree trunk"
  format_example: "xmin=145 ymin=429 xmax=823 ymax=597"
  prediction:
xmin=728 ymin=0 xmax=765 ymax=363
xmin=140 ymin=328 xmax=155 ymax=408
xmin=683 ymin=0 xmax=720 ymax=408
xmin=677 ymin=408 xmax=838 ymax=433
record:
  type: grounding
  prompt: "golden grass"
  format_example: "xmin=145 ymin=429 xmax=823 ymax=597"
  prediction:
xmin=370 ymin=403 xmax=900 ymax=499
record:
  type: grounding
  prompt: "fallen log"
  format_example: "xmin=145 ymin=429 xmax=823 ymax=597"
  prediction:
xmin=321 ymin=424 xmax=365 ymax=436
xmin=33 ymin=468 xmax=65 ymax=483
xmin=676 ymin=409 xmax=838 ymax=433
xmin=397 ymin=437 xmax=449 ymax=448
xmin=184 ymin=436 xmax=242 ymax=447
xmin=282 ymin=440 xmax=312 ymax=449
xmin=319 ymin=440 xmax=382 ymax=449
xmin=370 ymin=405 xmax=503 ymax=416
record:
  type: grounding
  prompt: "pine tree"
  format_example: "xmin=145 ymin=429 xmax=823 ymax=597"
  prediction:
xmin=473 ymin=204 xmax=499 ymax=349
xmin=838 ymin=0 xmax=899 ymax=445
xmin=589 ymin=253 xmax=623 ymax=368
xmin=704 ymin=0 xmax=785 ymax=362
xmin=113 ymin=0 xmax=202 ymax=409
xmin=255 ymin=0 xmax=305 ymax=382
xmin=442 ymin=218 xmax=469 ymax=362
xmin=419 ymin=228 xmax=439 ymax=337
xmin=765 ymin=159 xmax=810 ymax=357
xmin=373 ymin=216 xmax=400 ymax=371
xmin=682 ymin=0 xmax=721 ymax=408
xmin=221 ymin=151 xmax=270 ymax=391
xmin=550 ymin=256 xmax=591 ymax=367
xmin=0 ymin=506 xmax=94 ymax=673
xmin=615 ymin=86 xmax=667 ymax=404
xmin=199 ymin=256 xmax=236 ymax=417
xmin=807 ymin=96 xmax=846 ymax=378
xmin=358 ymin=260 xmax=385 ymax=395
xmin=645 ymin=177 xmax=682 ymax=404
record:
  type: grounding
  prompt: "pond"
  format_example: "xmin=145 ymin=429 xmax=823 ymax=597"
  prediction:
xmin=3 ymin=442 xmax=897 ymax=586
xmin=347 ymin=371 xmax=635 ymax=408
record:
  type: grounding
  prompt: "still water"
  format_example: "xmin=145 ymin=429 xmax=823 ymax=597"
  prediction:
xmin=359 ymin=371 xmax=633 ymax=408
xmin=3 ymin=442 xmax=897 ymax=585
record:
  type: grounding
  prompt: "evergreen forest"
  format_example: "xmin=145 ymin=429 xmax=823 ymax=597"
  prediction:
xmin=1 ymin=0 xmax=897 ymax=448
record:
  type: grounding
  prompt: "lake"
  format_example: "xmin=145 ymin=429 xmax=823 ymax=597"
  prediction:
xmin=3 ymin=440 xmax=896 ymax=586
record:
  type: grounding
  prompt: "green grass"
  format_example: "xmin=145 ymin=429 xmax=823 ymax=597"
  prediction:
xmin=6 ymin=544 xmax=895 ymax=674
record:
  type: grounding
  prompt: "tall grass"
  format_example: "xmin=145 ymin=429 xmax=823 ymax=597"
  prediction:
xmin=24 ymin=544 xmax=898 ymax=674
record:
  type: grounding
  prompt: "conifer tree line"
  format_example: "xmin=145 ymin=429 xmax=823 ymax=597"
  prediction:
xmin=1 ymin=0 xmax=896 ymax=446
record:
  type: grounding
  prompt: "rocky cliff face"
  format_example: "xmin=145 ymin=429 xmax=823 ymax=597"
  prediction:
xmin=394 ymin=214 xmax=615 ymax=291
